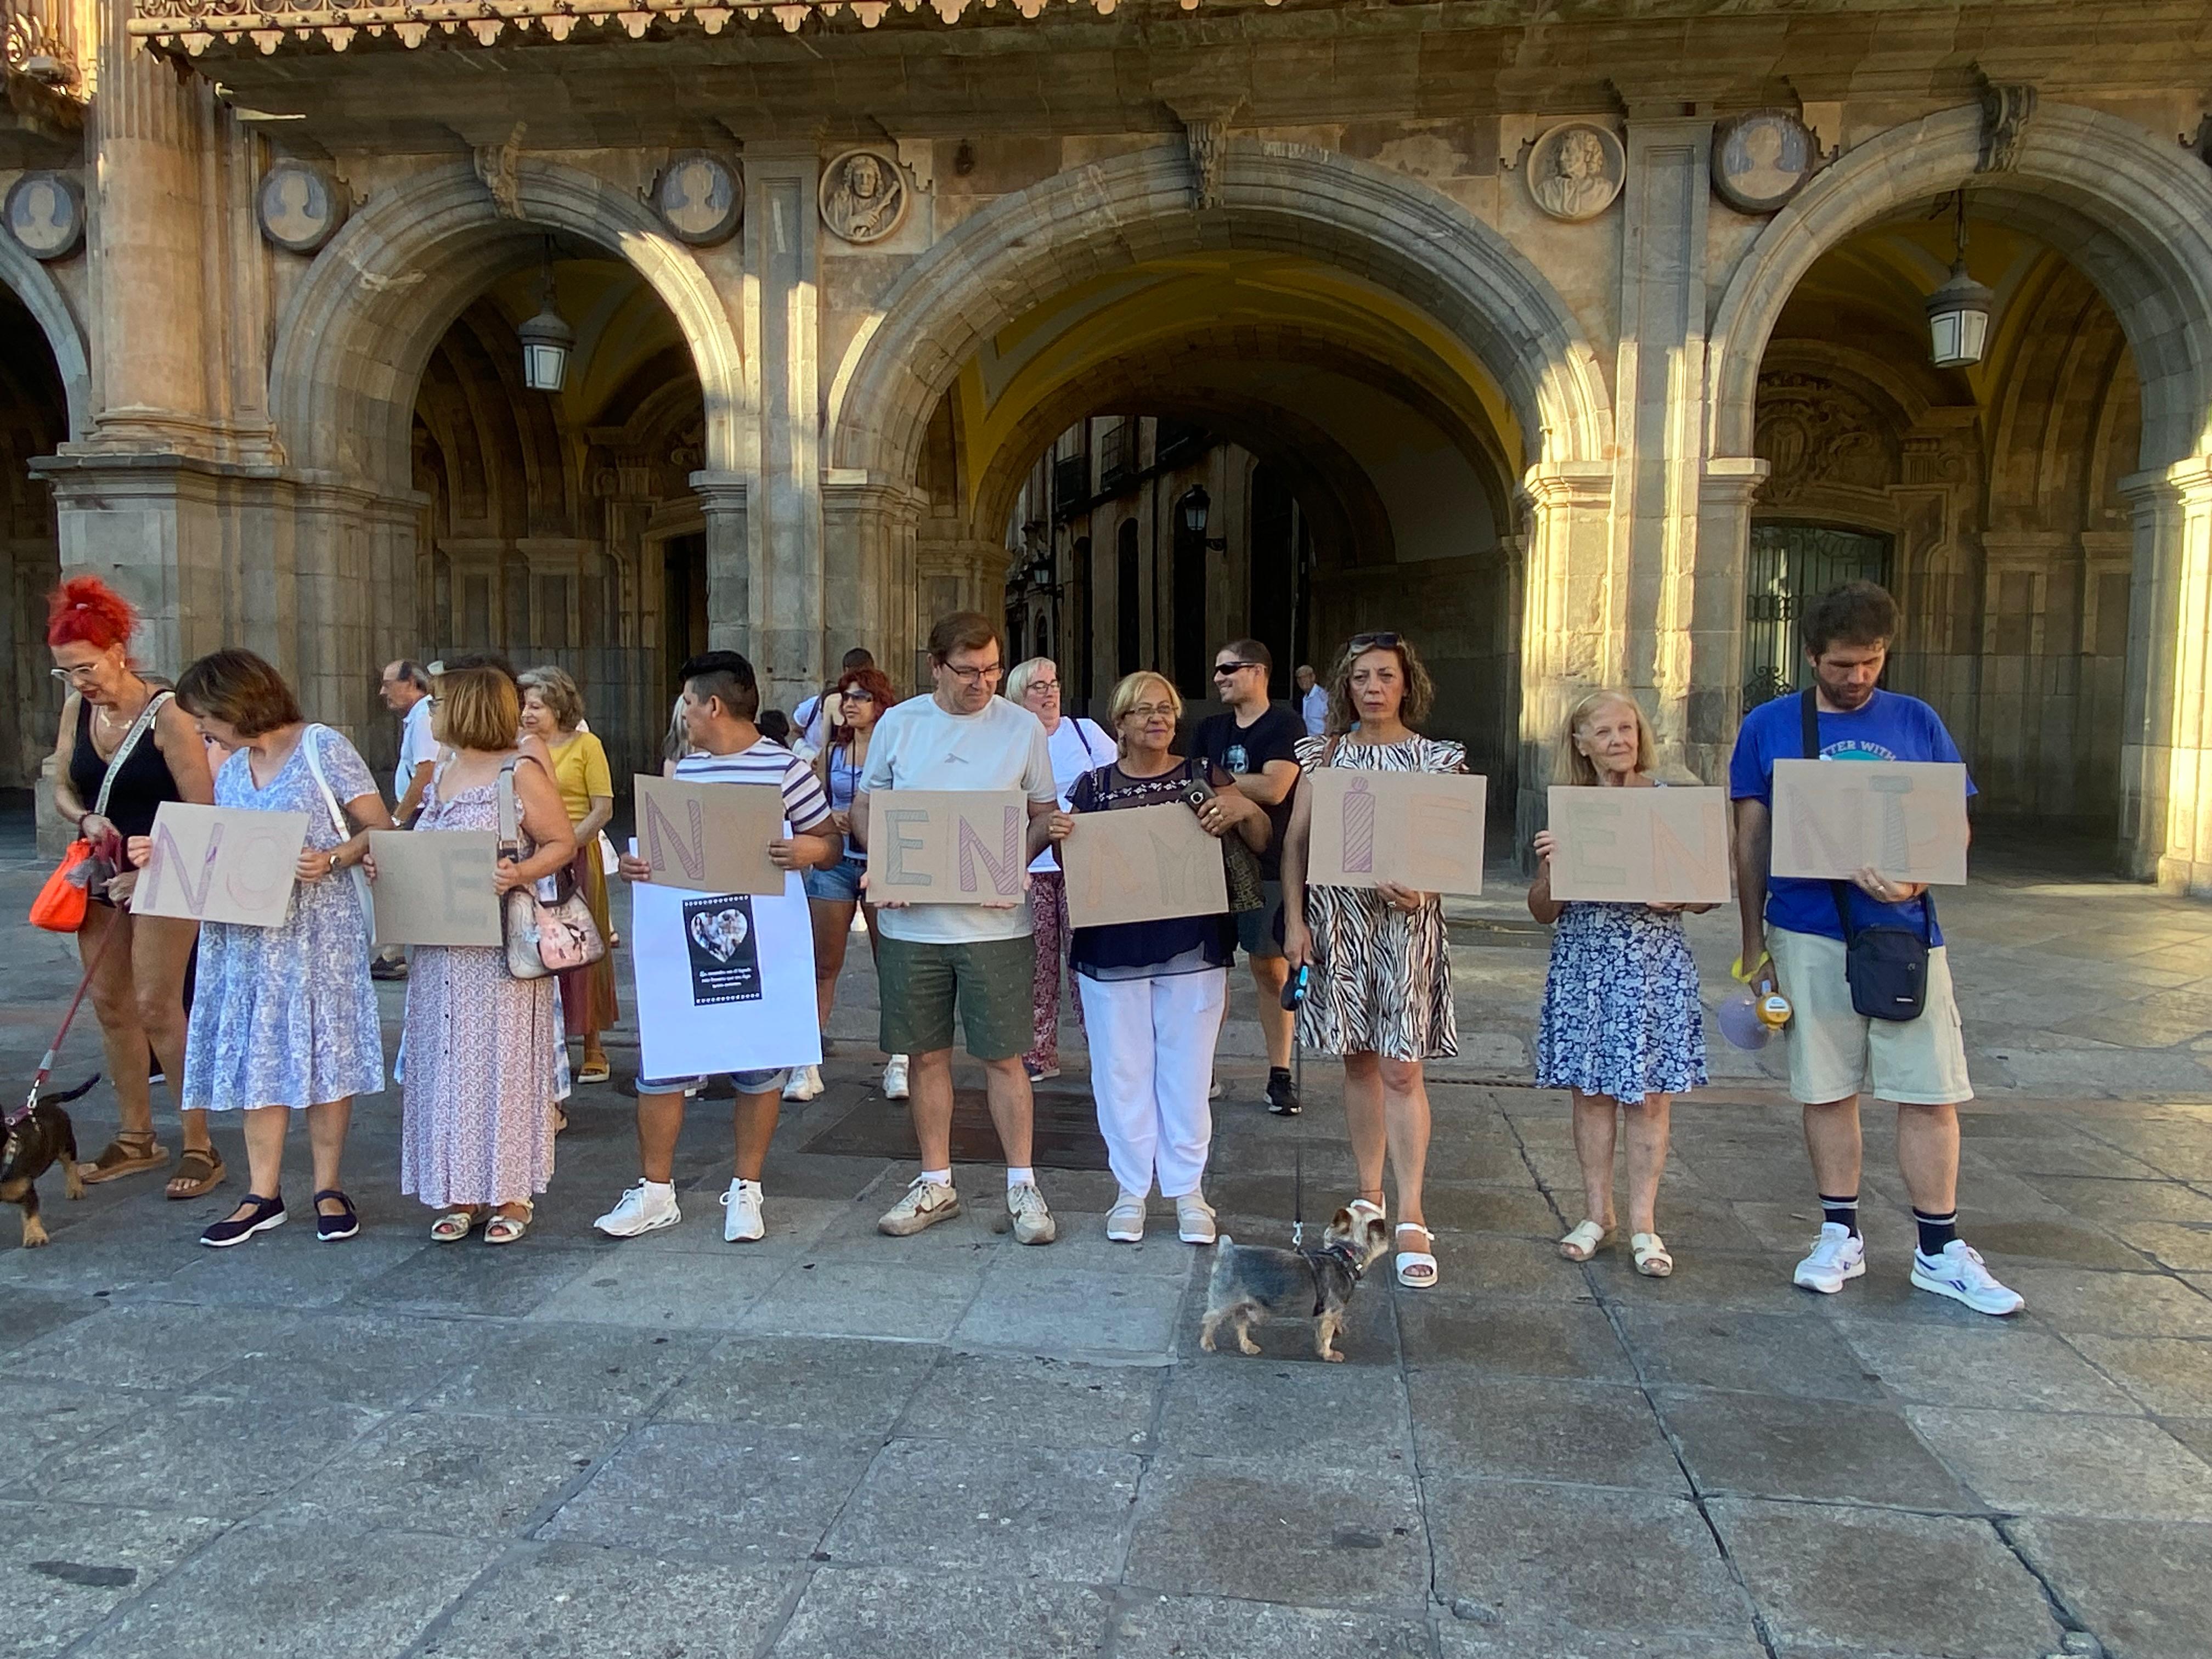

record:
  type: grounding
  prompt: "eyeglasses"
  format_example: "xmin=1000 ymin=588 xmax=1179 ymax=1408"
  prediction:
xmin=941 ymin=659 xmax=1002 ymax=685
xmin=1211 ymin=662 xmax=1261 ymax=678
xmin=1024 ymin=680 xmax=1060 ymax=695
xmin=49 ymin=665 xmax=102 ymax=685
xmin=1124 ymin=703 xmax=1177 ymax=721
xmin=1347 ymin=632 xmax=1402 ymax=652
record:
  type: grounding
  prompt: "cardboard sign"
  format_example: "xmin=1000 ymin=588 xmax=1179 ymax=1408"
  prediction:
xmin=1307 ymin=771 xmax=1488 ymax=895
xmin=864 ymin=790 xmax=1029 ymax=905
xmin=1546 ymin=786 xmax=1732 ymax=904
xmin=633 ymin=773 xmax=785 ymax=896
xmin=632 ymin=867 xmax=822 ymax=1076
xmin=1770 ymin=759 xmax=1970 ymax=885
xmin=1062 ymin=802 xmax=1231 ymax=929
xmin=365 ymin=830 xmax=502 ymax=946
xmin=134 ymin=802 xmax=307 ymax=928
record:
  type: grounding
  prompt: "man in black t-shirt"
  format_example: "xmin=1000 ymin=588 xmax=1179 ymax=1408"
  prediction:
xmin=1195 ymin=639 xmax=1305 ymax=1115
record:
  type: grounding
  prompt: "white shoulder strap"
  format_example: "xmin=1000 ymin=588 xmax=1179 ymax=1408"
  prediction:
xmin=92 ymin=690 xmax=171 ymax=817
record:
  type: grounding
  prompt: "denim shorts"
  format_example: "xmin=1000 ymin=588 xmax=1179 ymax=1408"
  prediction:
xmin=804 ymin=856 xmax=867 ymax=904
xmin=637 ymin=1068 xmax=789 ymax=1097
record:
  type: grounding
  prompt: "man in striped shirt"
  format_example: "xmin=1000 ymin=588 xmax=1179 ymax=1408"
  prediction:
xmin=596 ymin=651 xmax=844 ymax=1245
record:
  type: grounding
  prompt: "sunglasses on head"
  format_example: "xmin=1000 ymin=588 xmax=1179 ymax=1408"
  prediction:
xmin=1347 ymin=632 xmax=1402 ymax=653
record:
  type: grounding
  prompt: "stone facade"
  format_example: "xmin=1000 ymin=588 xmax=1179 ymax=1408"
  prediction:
xmin=4 ymin=2 xmax=2212 ymax=885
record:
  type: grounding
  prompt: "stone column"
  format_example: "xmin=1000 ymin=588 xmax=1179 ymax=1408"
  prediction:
xmin=744 ymin=144 xmax=824 ymax=714
xmin=2118 ymin=459 xmax=2212 ymax=892
xmin=822 ymin=480 xmax=923 ymax=676
xmin=1515 ymin=461 xmax=1617 ymax=845
xmin=1683 ymin=460 xmax=1770 ymax=782
xmin=691 ymin=469 xmax=750 ymax=654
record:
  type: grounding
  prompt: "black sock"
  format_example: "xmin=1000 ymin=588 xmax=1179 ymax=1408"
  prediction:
xmin=1914 ymin=1208 xmax=1959 ymax=1257
xmin=1268 ymin=1066 xmax=1291 ymax=1084
xmin=1820 ymin=1193 xmax=1860 ymax=1237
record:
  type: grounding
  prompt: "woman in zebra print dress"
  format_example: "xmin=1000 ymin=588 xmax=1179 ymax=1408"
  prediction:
xmin=1280 ymin=631 xmax=1465 ymax=1289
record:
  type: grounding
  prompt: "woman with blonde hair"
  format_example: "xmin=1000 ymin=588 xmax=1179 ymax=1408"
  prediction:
xmin=1527 ymin=688 xmax=1710 ymax=1278
xmin=377 ymin=665 xmax=576 ymax=1244
xmin=1045 ymin=671 xmax=1266 ymax=1244
xmin=518 ymin=665 xmax=618 ymax=1085
xmin=1280 ymin=632 xmax=1464 ymax=1288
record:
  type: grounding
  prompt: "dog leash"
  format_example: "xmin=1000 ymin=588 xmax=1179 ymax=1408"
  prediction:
xmin=12 ymin=919 xmax=123 ymax=1128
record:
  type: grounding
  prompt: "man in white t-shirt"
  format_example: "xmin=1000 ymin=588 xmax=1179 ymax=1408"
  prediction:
xmin=1296 ymin=663 xmax=1328 ymax=736
xmin=375 ymin=659 xmax=437 ymax=978
xmin=852 ymin=612 xmax=1060 ymax=1244
xmin=596 ymin=651 xmax=843 ymax=1246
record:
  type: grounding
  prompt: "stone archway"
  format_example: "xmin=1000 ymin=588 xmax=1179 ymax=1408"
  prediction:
xmin=1707 ymin=101 xmax=2212 ymax=889
xmin=0 ymin=233 xmax=89 ymax=439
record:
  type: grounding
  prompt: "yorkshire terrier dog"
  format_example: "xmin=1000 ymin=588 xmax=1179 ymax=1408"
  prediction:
xmin=1199 ymin=1205 xmax=1392 ymax=1362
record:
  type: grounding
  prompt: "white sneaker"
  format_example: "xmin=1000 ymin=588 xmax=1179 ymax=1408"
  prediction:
xmin=720 ymin=1178 xmax=765 ymax=1243
xmin=1207 ymin=1076 xmax=1223 ymax=1101
xmin=1912 ymin=1240 xmax=2024 ymax=1316
xmin=878 ymin=1174 xmax=959 ymax=1236
xmin=1175 ymin=1193 xmax=1217 ymax=1245
xmin=1106 ymin=1190 xmax=1146 ymax=1243
xmin=594 ymin=1181 xmax=680 ymax=1238
xmin=1792 ymin=1222 xmax=1866 ymax=1294
xmin=882 ymin=1055 xmax=910 ymax=1100
xmin=782 ymin=1065 xmax=823 ymax=1102
xmin=1007 ymin=1180 xmax=1057 ymax=1245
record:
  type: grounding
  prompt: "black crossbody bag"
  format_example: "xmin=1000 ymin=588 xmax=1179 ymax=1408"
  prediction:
xmin=1799 ymin=689 xmax=1932 ymax=1022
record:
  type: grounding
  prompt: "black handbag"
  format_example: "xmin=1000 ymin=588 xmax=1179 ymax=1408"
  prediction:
xmin=1800 ymin=689 xmax=1931 ymax=1022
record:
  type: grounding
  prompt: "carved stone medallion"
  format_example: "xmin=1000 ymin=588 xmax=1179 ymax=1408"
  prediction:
xmin=653 ymin=152 xmax=742 ymax=247
xmin=3 ymin=171 xmax=84 ymax=261
xmin=819 ymin=149 xmax=909 ymax=245
xmin=1712 ymin=110 xmax=1815 ymax=214
xmin=1525 ymin=122 xmax=1624 ymax=222
xmin=256 ymin=161 xmax=348 ymax=255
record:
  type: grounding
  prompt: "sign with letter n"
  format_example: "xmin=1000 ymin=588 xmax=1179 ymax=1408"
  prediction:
xmin=1547 ymin=786 xmax=1732 ymax=904
xmin=633 ymin=774 xmax=786 ymax=896
xmin=864 ymin=790 xmax=1028 ymax=905
xmin=1770 ymin=759 xmax=1970 ymax=885
xmin=1307 ymin=770 xmax=1487 ymax=895
xmin=133 ymin=803 xmax=308 ymax=928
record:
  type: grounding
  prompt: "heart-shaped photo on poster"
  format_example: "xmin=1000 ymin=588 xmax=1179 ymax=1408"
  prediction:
xmin=688 ymin=905 xmax=750 ymax=963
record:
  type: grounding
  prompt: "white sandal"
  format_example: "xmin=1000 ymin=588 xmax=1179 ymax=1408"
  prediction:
xmin=1395 ymin=1222 xmax=1438 ymax=1289
xmin=1558 ymin=1219 xmax=1610 ymax=1261
xmin=1631 ymin=1232 xmax=1674 ymax=1278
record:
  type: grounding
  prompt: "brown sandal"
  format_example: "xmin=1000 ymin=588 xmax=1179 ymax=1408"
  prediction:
xmin=165 ymin=1147 xmax=226 ymax=1201
xmin=80 ymin=1132 xmax=168 ymax=1185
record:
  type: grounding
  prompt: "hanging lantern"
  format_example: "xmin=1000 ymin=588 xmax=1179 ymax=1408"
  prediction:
xmin=1926 ymin=196 xmax=1993 ymax=369
xmin=517 ymin=252 xmax=574 ymax=392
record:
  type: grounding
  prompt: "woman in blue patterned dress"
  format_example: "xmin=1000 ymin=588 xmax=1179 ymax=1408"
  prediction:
xmin=128 ymin=650 xmax=392 ymax=1248
xmin=1528 ymin=689 xmax=1709 ymax=1278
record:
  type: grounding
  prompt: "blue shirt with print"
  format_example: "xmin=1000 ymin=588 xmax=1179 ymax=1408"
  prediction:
xmin=1727 ymin=688 xmax=1973 ymax=945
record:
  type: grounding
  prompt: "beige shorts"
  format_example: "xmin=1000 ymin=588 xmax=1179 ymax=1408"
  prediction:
xmin=1767 ymin=926 xmax=1972 ymax=1107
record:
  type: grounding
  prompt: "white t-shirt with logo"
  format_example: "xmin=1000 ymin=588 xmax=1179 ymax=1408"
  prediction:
xmin=859 ymin=695 xmax=1056 ymax=944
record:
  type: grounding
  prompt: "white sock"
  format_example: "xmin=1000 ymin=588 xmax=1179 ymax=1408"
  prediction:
xmin=643 ymin=1180 xmax=674 ymax=1199
xmin=920 ymin=1168 xmax=952 ymax=1188
xmin=1007 ymin=1166 xmax=1036 ymax=1190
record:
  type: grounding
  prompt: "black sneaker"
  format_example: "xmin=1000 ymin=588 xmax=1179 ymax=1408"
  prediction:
xmin=313 ymin=1188 xmax=360 ymax=1242
xmin=200 ymin=1193 xmax=286 ymax=1248
xmin=1266 ymin=1068 xmax=1301 ymax=1116
xmin=370 ymin=957 xmax=409 ymax=981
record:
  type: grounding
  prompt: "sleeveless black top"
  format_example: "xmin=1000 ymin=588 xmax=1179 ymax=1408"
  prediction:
xmin=69 ymin=694 xmax=182 ymax=839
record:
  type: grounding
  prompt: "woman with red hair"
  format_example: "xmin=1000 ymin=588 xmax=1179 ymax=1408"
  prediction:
xmin=46 ymin=576 xmax=222 ymax=1198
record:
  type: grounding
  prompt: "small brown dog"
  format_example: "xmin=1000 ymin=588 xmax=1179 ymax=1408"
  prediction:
xmin=1199 ymin=1205 xmax=1392 ymax=1362
xmin=1 ymin=1080 xmax=93 ymax=1248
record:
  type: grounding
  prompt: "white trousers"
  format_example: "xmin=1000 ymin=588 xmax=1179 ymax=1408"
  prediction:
xmin=1077 ymin=967 xmax=1227 ymax=1199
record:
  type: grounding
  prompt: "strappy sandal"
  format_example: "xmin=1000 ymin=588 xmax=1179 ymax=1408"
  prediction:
xmin=1558 ymin=1219 xmax=1610 ymax=1262
xmin=484 ymin=1204 xmax=533 ymax=1246
xmin=430 ymin=1208 xmax=482 ymax=1243
xmin=165 ymin=1146 xmax=225 ymax=1201
xmin=1632 ymin=1232 xmax=1674 ymax=1278
xmin=80 ymin=1131 xmax=167 ymax=1185
xmin=1395 ymin=1222 xmax=1439 ymax=1290
xmin=577 ymin=1055 xmax=611 ymax=1086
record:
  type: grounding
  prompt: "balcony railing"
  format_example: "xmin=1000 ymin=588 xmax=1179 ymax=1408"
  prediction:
xmin=5 ymin=0 xmax=86 ymax=96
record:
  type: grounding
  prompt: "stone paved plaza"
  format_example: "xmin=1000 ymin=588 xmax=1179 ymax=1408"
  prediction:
xmin=7 ymin=824 xmax=2212 ymax=1659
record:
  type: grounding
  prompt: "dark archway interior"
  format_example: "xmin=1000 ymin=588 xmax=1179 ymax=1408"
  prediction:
xmin=0 ymin=283 xmax=67 ymax=793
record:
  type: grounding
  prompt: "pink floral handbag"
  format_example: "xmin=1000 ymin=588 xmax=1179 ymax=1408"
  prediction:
xmin=495 ymin=761 xmax=606 ymax=980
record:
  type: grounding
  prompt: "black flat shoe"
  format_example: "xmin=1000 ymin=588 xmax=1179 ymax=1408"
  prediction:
xmin=313 ymin=1188 xmax=359 ymax=1242
xmin=201 ymin=1193 xmax=286 ymax=1248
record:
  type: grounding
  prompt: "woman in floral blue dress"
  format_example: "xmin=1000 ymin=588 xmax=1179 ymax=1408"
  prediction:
xmin=131 ymin=650 xmax=392 ymax=1248
xmin=1529 ymin=689 xmax=1709 ymax=1278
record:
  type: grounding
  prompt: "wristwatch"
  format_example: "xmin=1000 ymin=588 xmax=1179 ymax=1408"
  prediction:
xmin=328 ymin=851 xmax=340 ymax=874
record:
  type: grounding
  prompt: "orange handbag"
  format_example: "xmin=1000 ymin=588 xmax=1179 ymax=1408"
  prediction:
xmin=30 ymin=839 xmax=94 ymax=933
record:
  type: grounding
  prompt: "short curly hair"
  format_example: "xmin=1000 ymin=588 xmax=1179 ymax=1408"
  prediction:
xmin=517 ymin=665 xmax=586 ymax=731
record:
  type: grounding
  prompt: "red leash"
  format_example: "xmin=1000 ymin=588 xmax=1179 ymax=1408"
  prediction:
xmin=11 ymin=917 xmax=123 ymax=1127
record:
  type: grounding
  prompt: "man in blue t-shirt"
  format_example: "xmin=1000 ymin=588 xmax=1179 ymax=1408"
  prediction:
xmin=1729 ymin=581 xmax=2021 ymax=1317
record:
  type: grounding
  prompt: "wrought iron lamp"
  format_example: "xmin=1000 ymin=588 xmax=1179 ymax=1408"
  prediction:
xmin=1925 ymin=195 xmax=1993 ymax=369
xmin=517 ymin=246 xmax=575 ymax=392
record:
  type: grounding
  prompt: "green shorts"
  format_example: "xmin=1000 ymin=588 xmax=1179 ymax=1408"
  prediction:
xmin=877 ymin=933 xmax=1036 ymax=1061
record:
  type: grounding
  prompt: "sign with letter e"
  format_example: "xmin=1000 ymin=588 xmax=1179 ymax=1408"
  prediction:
xmin=864 ymin=790 xmax=1028 ymax=904
xmin=134 ymin=803 xmax=307 ymax=928
xmin=1547 ymin=786 xmax=1731 ymax=904
xmin=366 ymin=830 xmax=501 ymax=946
xmin=1770 ymin=759 xmax=1970 ymax=885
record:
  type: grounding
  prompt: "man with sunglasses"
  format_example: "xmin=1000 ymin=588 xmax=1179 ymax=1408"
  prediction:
xmin=850 ymin=612 xmax=1062 ymax=1243
xmin=1197 ymin=639 xmax=1306 ymax=1115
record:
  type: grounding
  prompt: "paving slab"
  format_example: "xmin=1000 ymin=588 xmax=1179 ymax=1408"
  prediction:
xmin=2062 ymin=1334 xmax=2212 ymax=1416
xmin=1425 ymin=1477 xmax=1757 ymax=1642
xmin=818 ymin=1438 xmax=1142 ymax=1580
xmin=2 ymin=1302 xmax=238 ymax=1391
xmin=1409 ymin=1372 xmax=1687 ymax=1492
xmin=769 ymin=1566 xmax=1111 ymax=1658
xmin=899 ymin=1350 xmax=1161 ymax=1451
xmin=2011 ymin=1517 xmax=2212 ymax=1659
xmin=1153 ymin=1352 xmax=1407 ymax=1468
xmin=1611 ymin=1306 xmax=1887 ymax=1402
xmin=2108 ymin=1220 xmax=2212 ymax=1272
xmin=1396 ymin=1294 xmax=1634 ymax=1380
xmin=1709 ymin=1498 xmax=2063 ymax=1658
xmin=33 ymin=1395 xmax=384 ymax=1520
xmin=1659 ymin=1389 xmax=1978 ymax=1510
xmin=1124 ymin=1456 xmax=1430 ymax=1610
xmin=0 ymin=1500 xmax=226 ymax=1659
xmin=1421 ymin=1233 xmax=1606 ymax=1302
xmin=66 ymin=1521 xmax=499 ymax=1659
xmin=1438 ymin=1629 xmax=1766 ymax=1659
xmin=1839 ymin=1321 xmax=2144 ymax=1413
xmin=343 ymin=1242 xmax=599 ymax=1318
xmin=737 ymin=1259 xmax=984 ymax=1342
xmin=0 ymin=1289 xmax=106 ymax=1356
xmin=420 ymin=1545 xmax=804 ymax=1658
xmin=154 ymin=1230 xmax=433 ymax=1308
xmin=1988 ymin=1268 xmax=2212 ymax=1336
xmin=1908 ymin=1407 xmax=2212 ymax=1521
xmin=1579 ymin=1248 xmax=1820 ymax=1314
xmin=521 ymin=1248 xmax=792 ymax=1329
xmin=413 ymin=1322 xmax=715 ymax=1419
xmin=539 ymin=1422 xmax=877 ymax=1561
xmin=655 ymin=1334 xmax=936 ymax=1436
xmin=1114 ymin=1592 xmax=1436 ymax=1658
xmin=949 ymin=1263 xmax=1184 ymax=1358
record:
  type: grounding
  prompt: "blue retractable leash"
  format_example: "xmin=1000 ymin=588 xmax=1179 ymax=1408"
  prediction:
xmin=1283 ymin=962 xmax=1311 ymax=1246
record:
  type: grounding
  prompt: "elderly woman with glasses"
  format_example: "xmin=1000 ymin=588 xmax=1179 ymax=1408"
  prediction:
xmin=1007 ymin=657 xmax=1116 ymax=1083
